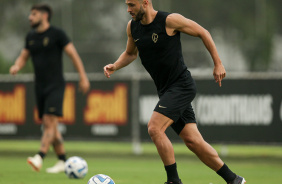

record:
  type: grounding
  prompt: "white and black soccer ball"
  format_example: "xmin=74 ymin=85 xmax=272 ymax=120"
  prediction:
xmin=88 ymin=174 xmax=115 ymax=184
xmin=65 ymin=156 xmax=88 ymax=179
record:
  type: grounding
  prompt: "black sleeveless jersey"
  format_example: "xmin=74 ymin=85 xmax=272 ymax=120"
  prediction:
xmin=131 ymin=11 xmax=188 ymax=94
xmin=25 ymin=26 xmax=70 ymax=86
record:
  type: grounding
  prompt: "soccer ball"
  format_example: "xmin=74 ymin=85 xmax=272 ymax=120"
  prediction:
xmin=88 ymin=174 xmax=115 ymax=184
xmin=65 ymin=156 xmax=88 ymax=179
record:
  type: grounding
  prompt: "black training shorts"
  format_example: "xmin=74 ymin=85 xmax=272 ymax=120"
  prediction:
xmin=35 ymin=83 xmax=65 ymax=119
xmin=154 ymin=70 xmax=197 ymax=135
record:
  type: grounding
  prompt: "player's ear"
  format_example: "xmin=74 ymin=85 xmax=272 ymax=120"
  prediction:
xmin=42 ymin=12 xmax=49 ymax=21
xmin=143 ymin=0 xmax=149 ymax=7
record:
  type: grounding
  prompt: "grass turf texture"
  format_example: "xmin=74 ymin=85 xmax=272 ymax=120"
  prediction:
xmin=0 ymin=140 xmax=282 ymax=184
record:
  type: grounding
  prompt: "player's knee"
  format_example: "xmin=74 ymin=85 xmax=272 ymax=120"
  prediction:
xmin=148 ymin=126 xmax=157 ymax=138
xmin=147 ymin=123 xmax=161 ymax=138
xmin=53 ymin=138 xmax=64 ymax=146
xmin=43 ymin=114 xmax=57 ymax=129
xmin=183 ymin=136 xmax=202 ymax=151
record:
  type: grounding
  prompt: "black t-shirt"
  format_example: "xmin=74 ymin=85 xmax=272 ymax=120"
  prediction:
xmin=131 ymin=11 xmax=188 ymax=94
xmin=25 ymin=26 xmax=70 ymax=86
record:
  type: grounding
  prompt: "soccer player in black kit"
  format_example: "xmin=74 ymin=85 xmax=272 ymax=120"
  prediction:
xmin=10 ymin=4 xmax=90 ymax=173
xmin=104 ymin=0 xmax=246 ymax=184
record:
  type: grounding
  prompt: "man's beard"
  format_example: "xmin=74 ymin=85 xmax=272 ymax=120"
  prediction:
xmin=134 ymin=7 xmax=145 ymax=22
xmin=30 ymin=21 xmax=41 ymax=29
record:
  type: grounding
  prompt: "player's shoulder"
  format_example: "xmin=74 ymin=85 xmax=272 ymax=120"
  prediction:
xmin=166 ymin=13 xmax=183 ymax=21
xmin=26 ymin=29 xmax=36 ymax=38
xmin=49 ymin=26 xmax=66 ymax=34
xmin=166 ymin=13 xmax=185 ymax=26
xmin=158 ymin=11 xmax=170 ymax=16
xmin=129 ymin=18 xmax=140 ymax=31
xmin=48 ymin=26 xmax=70 ymax=40
xmin=127 ymin=19 xmax=132 ymax=26
xmin=157 ymin=11 xmax=180 ymax=25
xmin=156 ymin=11 xmax=173 ymax=20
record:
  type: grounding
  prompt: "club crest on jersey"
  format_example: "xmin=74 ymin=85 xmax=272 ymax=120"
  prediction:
xmin=43 ymin=37 xmax=49 ymax=46
xmin=152 ymin=33 xmax=158 ymax=43
xmin=29 ymin=40 xmax=34 ymax=46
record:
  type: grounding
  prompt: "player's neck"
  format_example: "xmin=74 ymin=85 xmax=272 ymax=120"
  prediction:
xmin=141 ymin=9 xmax=158 ymax=25
xmin=36 ymin=22 xmax=50 ymax=33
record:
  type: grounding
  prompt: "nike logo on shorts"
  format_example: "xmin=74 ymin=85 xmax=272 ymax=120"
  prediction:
xmin=159 ymin=105 xmax=167 ymax=108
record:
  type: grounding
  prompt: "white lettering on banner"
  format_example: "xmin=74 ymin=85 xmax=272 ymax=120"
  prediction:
xmin=91 ymin=125 xmax=118 ymax=136
xmin=195 ymin=95 xmax=273 ymax=126
xmin=139 ymin=95 xmax=159 ymax=124
xmin=0 ymin=124 xmax=17 ymax=135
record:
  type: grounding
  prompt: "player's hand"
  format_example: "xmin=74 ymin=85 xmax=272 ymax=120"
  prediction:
xmin=79 ymin=77 xmax=90 ymax=94
xmin=213 ymin=64 xmax=226 ymax=87
xmin=9 ymin=65 xmax=20 ymax=75
xmin=103 ymin=64 xmax=116 ymax=78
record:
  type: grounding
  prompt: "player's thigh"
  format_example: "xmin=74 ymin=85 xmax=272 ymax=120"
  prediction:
xmin=171 ymin=104 xmax=197 ymax=135
xmin=179 ymin=123 xmax=204 ymax=143
xmin=42 ymin=114 xmax=59 ymax=128
xmin=148 ymin=111 xmax=174 ymax=134
xmin=44 ymin=85 xmax=65 ymax=117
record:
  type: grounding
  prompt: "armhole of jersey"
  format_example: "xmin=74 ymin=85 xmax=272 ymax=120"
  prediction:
xmin=62 ymin=41 xmax=71 ymax=49
xmin=164 ymin=13 xmax=180 ymax=37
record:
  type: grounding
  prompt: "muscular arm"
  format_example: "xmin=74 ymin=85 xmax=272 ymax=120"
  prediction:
xmin=104 ymin=20 xmax=138 ymax=78
xmin=9 ymin=49 xmax=30 ymax=75
xmin=64 ymin=43 xmax=90 ymax=94
xmin=166 ymin=14 xmax=226 ymax=87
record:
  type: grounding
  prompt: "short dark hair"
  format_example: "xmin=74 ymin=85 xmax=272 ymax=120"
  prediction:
xmin=31 ymin=4 xmax=52 ymax=22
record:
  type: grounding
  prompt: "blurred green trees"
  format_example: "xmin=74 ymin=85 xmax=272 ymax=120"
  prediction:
xmin=0 ymin=0 xmax=281 ymax=73
xmin=173 ymin=0 xmax=280 ymax=71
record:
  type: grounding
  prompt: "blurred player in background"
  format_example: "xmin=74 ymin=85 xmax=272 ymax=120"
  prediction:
xmin=9 ymin=4 xmax=90 ymax=173
xmin=104 ymin=0 xmax=245 ymax=184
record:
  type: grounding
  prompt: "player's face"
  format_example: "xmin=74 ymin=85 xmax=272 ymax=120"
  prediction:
xmin=126 ymin=0 xmax=145 ymax=21
xmin=29 ymin=10 xmax=43 ymax=28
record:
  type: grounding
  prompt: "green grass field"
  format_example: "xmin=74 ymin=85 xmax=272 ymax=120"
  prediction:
xmin=0 ymin=140 xmax=282 ymax=184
